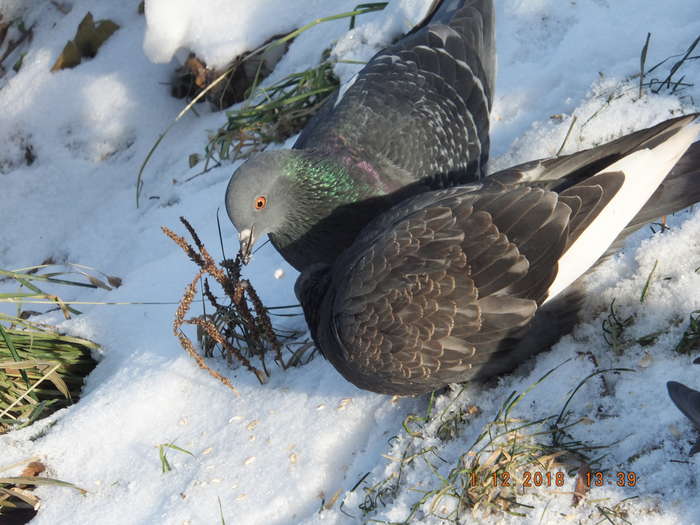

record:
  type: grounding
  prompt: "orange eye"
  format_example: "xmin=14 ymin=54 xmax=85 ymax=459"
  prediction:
xmin=254 ymin=196 xmax=267 ymax=210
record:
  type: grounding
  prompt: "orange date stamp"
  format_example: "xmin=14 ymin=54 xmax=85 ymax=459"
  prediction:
xmin=469 ymin=471 xmax=638 ymax=488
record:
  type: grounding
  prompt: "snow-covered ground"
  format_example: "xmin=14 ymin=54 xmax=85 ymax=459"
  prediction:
xmin=1 ymin=0 xmax=699 ymax=523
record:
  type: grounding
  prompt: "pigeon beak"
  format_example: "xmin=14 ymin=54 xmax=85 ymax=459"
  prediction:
xmin=238 ymin=227 xmax=256 ymax=264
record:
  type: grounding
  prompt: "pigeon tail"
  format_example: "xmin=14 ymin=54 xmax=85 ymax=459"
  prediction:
xmin=626 ymin=140 xmax=700 ymax=230
xmin=545 ymin=116 xmax=700 ymax=301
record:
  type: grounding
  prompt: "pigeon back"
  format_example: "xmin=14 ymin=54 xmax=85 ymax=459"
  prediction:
xmin=295 ymin=0 xmax=496 ymax=191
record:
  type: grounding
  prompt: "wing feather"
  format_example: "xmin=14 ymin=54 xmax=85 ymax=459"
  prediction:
xmin=294 ymin=1 xmax=495 ymax=188
xmin=317 ymin=185 xmax=573 ymax=394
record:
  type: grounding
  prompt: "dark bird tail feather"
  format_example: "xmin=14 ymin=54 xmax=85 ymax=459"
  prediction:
xmin=493 ymin=115 xmax=696 ymax=188
xmin=628 ymin=140 xmax=700 ymax=229
xmin=493 ymin=114 xmax=700 ymax=254
xmin=604 ymin=130 xmax=700 ymax=257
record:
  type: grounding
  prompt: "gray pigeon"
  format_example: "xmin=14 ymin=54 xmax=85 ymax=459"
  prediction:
xmin=667 ymin=380 xmax=700 ymax=455
xmin=226 ymin=0 xmax=495 ymax=270
xmin=296 ymin=115 xmax=700 ymax=395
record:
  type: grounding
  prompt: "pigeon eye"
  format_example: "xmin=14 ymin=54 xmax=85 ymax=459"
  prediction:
xmin=254 ymin=196 xmax=267 ymax=210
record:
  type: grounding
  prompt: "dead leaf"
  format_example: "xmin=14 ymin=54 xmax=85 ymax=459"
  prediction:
xmin=185 ymin=54 xmax=208 ymax=88
xmin=20 ymin=462 xmax=45 ymax=479
xmin=51 ymin=38 xmax=81 ymax=72
xmin=51 ymin=12 xmax=119 ymax=72
xmin=74 ymin=13 xmax=119 ymax=58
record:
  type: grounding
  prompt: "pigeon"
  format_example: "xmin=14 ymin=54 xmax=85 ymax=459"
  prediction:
xmin=667 ymin=380 xmax=700 ymax=455
xmin=226 ymin=0 xmax=496 ymax=270
xmin=295 ymin=114 xmax=700 ymax=395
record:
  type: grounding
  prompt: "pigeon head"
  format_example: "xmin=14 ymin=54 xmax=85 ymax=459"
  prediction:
xmin=225 ymin=148 xmax=375 ymax=267
xmin=225 ymin=150 xmax=299 ymax=260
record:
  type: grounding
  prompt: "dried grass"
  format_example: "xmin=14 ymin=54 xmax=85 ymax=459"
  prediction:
xmin=353 ymin=366 xmax=634 ymax=523
xmin=0 ymin=458 xmax=86 ymax=522
xmin=163 ymin=217 xmax=303 ymax=394
xmin=0 ymin=265 xmax=101 ymax=434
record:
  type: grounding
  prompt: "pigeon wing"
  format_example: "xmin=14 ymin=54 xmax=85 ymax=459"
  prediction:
xmin=295 ymin=0 xmax=495 ymax=190
xmin=318 ymin=184 xmax=574 ymax=395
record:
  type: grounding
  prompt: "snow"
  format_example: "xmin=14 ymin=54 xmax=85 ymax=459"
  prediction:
xmin=142 ymin=0 xmax=431 ymax=76
xmin=0 ymin=0 xmax=699 ymax=524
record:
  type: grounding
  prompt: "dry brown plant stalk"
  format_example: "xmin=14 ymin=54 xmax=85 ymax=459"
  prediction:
xmin=162 ymin=216 xmax=286 ymax=392
xmin=169 ymin=267 xmax=240 ymax=395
